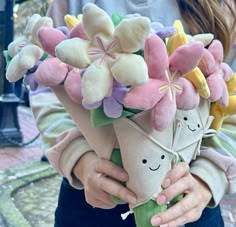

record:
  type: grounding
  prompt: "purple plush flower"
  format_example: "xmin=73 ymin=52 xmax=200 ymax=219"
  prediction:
xmin=82 ymin=80 xmax=128 ymax=118
xmin=151 ymin=22 xmax=176 ymax=39
xmin=23 ymin=61 xmax=42 ymax=91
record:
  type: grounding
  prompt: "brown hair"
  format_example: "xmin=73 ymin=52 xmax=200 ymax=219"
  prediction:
xmin=176 ymin=0 xmax=236 ymax=58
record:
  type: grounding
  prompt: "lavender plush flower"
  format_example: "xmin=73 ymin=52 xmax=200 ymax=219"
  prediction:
xmin=83 ymin=80 xmax=128 ymax=118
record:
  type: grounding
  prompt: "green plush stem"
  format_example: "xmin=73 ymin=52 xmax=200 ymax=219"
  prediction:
xmin=109 ymin=149 xmax=126 ymax=204
xmin=133 ymin=200 xmax=167 ymax=227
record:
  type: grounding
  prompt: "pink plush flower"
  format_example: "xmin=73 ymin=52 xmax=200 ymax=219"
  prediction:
xmin=198 ymin=40 xmax=233 ymax=107
xmin=35 ymin=57 xmax=82 ymax=104
xmin=124 ymin=34 xmax=203 ymax=131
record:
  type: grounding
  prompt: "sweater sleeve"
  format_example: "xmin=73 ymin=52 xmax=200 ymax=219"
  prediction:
xmin=29 ymin=86 xmax=92 ymax=188
xmin=192 ymin=115 xmax=236 ymax=207
xmin=46 ymin=0 xmax=69 ymax=27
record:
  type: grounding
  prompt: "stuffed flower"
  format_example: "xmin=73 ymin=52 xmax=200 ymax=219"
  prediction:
xmin=151 ymin=22 xmax=176 ymax=39
xmin=198 ymin=40 xmax=234 ymax=107
xmin=6 ymin=14 xmax=53 ymax=82
xmin=35 ymin=57 xmax=82 ymax=104
xmin=83 ymin=80 xmax=128 ymax=118
xmin=123 ymin=34 xmax=203 ymax=131
xmin=166 ymin=20 xmax=210 ymax=99
xmin=23 ymin=61 xmax=42 ymax=91
xmin=55 ymin=3 xmax=151 ymax=104
xmin=34 ymin=19 xmax=90 ymax=103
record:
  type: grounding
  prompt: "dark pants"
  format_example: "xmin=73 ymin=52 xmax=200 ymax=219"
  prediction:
xmin=55 ymin=178 xmax=224 ymax=227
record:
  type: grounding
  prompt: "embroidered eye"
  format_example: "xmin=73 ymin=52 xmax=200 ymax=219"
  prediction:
xmin=197 ymin=124 xmax=200 ymax=128
xmin=142 ymin=159 xmax=147 ymax=164
xmin=161 ymin=155 xmax=165 ymax=159
xmin=184 ymin=117 xmax=188 ymax=121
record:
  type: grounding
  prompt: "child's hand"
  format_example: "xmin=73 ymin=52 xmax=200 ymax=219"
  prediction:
xmin=151 ymin=162 xmax=212 ymax=227
xmin=73 ymin=151 xmax=137 ymax=209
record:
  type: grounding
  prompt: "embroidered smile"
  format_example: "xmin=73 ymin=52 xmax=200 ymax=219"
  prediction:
xmin=187 ymin=125 xmax=196 ymax=132
xmin=149 ymin=165 xmax=160 ymax=171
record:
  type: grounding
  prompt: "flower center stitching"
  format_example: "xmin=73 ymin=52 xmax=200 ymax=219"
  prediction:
xmin=159 ymin=70 xmax=182 ymax=101
xmin=88 ymin=36 xmax=117 ymax=66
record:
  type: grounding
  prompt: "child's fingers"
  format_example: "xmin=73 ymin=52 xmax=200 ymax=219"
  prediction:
xmin=162 ymin=162 xmax=189 ymax=188
xmin=96 ymin=174 xmax=137 ymax=205
xmin=86 ymin=191 xmax=117 ymax=209
xmin=95 ymin=158 xmax=129 ymax=182
xmin=151 ymin=193 xmax=201 ymax=227
xmin=157 ymin=175 xmax=195 ymax=205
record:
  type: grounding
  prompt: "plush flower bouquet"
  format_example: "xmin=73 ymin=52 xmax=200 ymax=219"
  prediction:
xmin=4 ymin=3 xmax=236 ymax=227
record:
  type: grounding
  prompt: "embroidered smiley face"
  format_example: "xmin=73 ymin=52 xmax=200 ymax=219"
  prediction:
xmin=183 ymin=116 xmax=201 ymax=132
xmin=141 ymin=154 xmax=165 ymax=172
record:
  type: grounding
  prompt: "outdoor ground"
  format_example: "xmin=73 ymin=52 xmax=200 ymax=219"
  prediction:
xmin=0 ymin=105 xmax=235 ymax=227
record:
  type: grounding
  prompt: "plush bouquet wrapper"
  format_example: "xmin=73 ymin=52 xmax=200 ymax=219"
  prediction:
xmin=52 ymin=86 xmax=214 ymax=210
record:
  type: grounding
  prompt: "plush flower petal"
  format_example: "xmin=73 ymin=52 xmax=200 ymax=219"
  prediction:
xmin=144 ymin=34 xmax=169 ymax=79
xmin=169 ymin=41 xmax=204 ymax=75
xmin=31 ymin=16 xmax=53 ymax=46
xmin=103 ymin=96 xmax=123 ymax=118
xmin=57 ymin=26 xmax=70 ymax=37
xmin=6 ymin=44 xmax=43 ymax=82
xmin=82 ymin=100 xmax=102 ymax=110
xmin=198 ymin=49 xmax=217 ymax=76
xmin=8 ymin=37 xmax=26 ymax=57
xmin=208 ymin=40 xmax=224 ymax=63
xmin=206 ymin=72 xmax=225 ymax=102
xmin=82 ymin=3 xmax=114 ymax=39
xmin=176 ymin=78 xmax=200 ymax=110
xmin=114 ymin=17 xmax=150 ymax=53
xmin=56 ymin=38 xmax=91 ymax=68
xmin=35 ymin=57 xmax=69 ymax=86
xmin=70 ymin=23 xmax=88 ymax=40
xmin=123 ymin=79 xmax=164 ymax=110
xmin=82 ymin=62 xmax=113 ymax=104
xmin=151 ymin=95 xmax=177 ymax=131
xmin=111 ymin=53 xmax=148 ymax=85
xmin=156 ymin=26 xmax=176 ymax=39
xmin=23 ymin=72 xmax=38 ymax=91
xmin=64 ymin=68 xmax=83 ymax=104
xmin=38 ymin=27 xmax=67 ymax=56
xmin=112 ymin=86 xmax=128 ymax=104
xmin=221 ymin=62 xmax=234 ymax=81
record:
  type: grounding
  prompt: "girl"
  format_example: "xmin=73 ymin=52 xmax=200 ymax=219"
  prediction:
xmin=30 ymin=0 xmax=236 ymax=226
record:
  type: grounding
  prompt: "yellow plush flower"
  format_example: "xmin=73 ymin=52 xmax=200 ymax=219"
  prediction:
xmin=56 ymin=3 xmax=150 ymax=104
xmin=64 ymin=14 xmax=82 ymax=29
xmin=6 ymin=14 xmax=53 ymax=82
